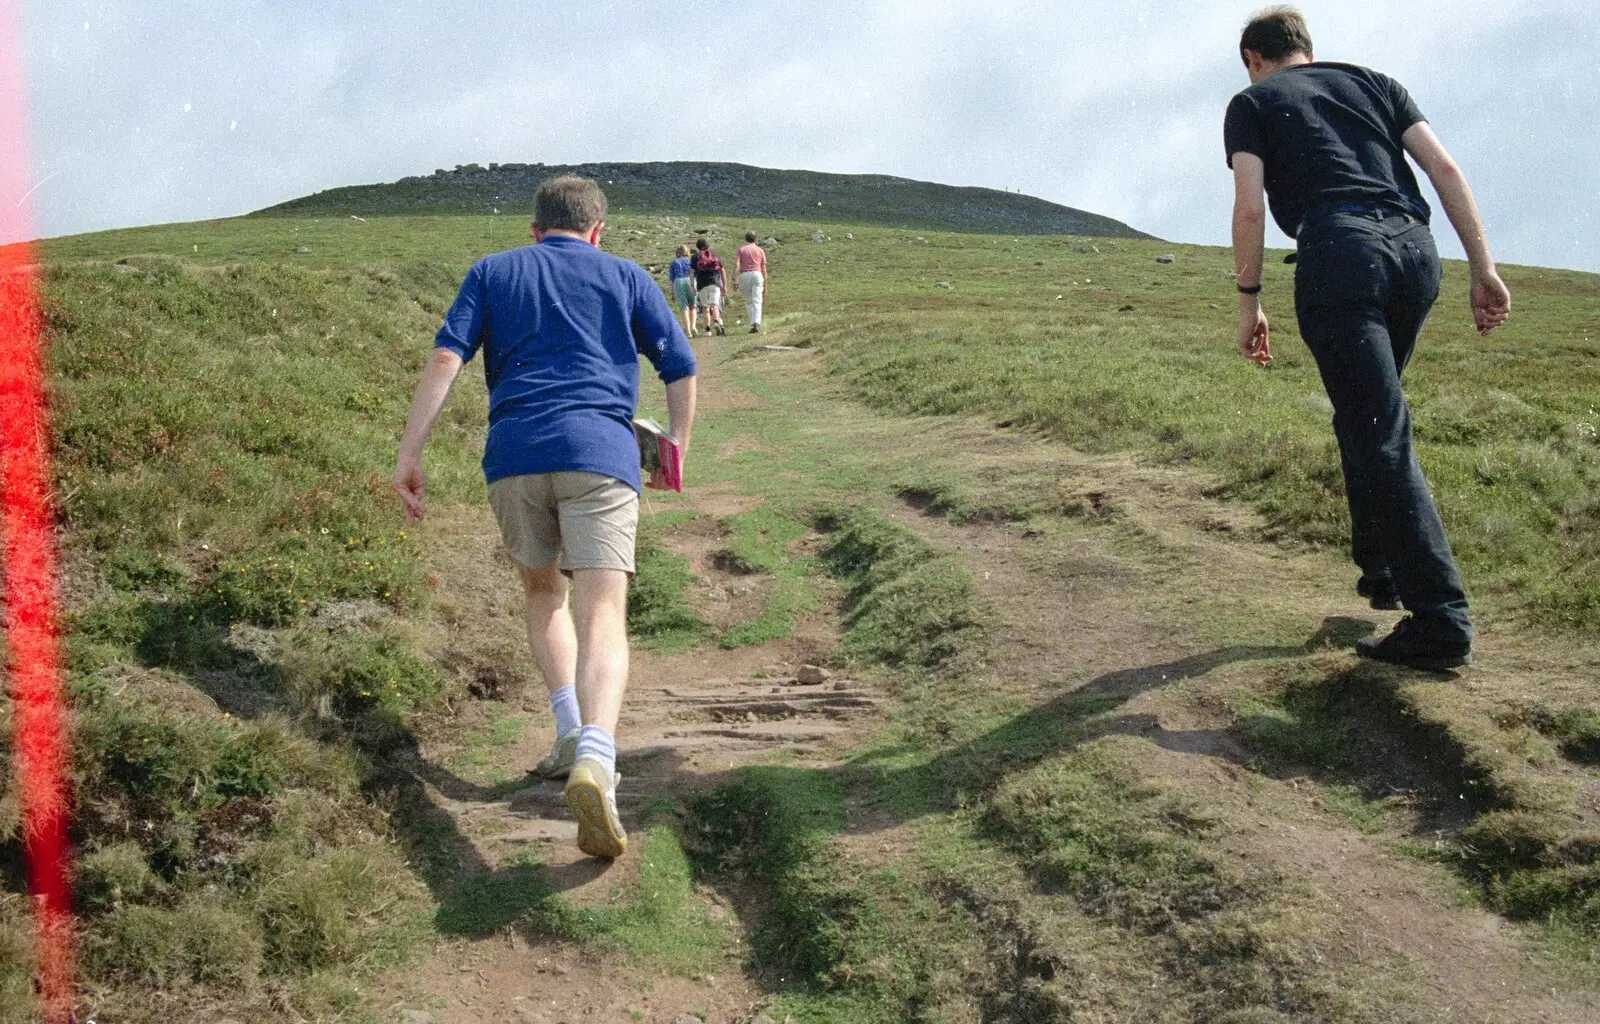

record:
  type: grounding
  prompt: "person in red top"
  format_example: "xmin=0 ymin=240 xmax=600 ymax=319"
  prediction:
xmin=734 ymin=230 xmax=769 ymax=333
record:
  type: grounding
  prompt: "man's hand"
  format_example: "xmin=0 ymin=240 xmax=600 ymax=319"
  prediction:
xmin=1470 ymin=269 xmax=1511 ymax=335
xmin=393 ymin=456 xmax=428 ymax=522
xmin=1239 ymin=306 xmax=1271 ymax=366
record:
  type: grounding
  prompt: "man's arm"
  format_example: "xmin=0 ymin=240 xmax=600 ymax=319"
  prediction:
xmin=1231 ymin=152 xmax=1271 ymax=366
xmin=393 ymin=348 xmax=464 ymax=522
xmin=666 ymin=376 xmax=696 ymax=457
xmin=1402 ymin=121 xmax=1510 ymax=335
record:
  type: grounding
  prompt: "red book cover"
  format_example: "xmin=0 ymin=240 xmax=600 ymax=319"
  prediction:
xmin=633 ymin=417 xmax=683 ymax=492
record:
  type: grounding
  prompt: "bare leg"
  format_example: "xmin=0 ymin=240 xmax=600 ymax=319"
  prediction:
xmin=569 ymin=568 xmax=630 ymax=733
xmin=518 ymin=561 xmax=576 ymax=697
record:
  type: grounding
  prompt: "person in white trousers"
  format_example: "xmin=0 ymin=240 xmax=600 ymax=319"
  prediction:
xmin=735 ymin=231 xmax=768 ymax=333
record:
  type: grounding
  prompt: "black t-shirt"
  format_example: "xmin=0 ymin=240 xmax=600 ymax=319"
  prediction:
xmin=690 ymin=250 xmax=722 ymax=290
xmin=1224 ymin=62 xmax=1429 ymax=238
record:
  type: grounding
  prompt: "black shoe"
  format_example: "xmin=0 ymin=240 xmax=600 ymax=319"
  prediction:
xmin=750 ymin=323 xmax=760 ymax=334
xmin=1356 ymin=617 xmax=1471 ymax=670
xmin=716 ymin=323 xmax=727 ymax=336
xmin=1356 ymin=575 xmax=1401 ymax=611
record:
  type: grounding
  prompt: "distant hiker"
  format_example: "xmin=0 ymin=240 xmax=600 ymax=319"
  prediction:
xmin=735 ymin=230 xmax=769 ymax=333
xmin=1225 ymin=6 xmax=1510 ymax=669
xmin=668 ymin=243 xmax=698 ymax=337
xmin=394 ymin=175 xmax=697 ymax=859
xmin=690 ymin=236 xmax=728 ymax=336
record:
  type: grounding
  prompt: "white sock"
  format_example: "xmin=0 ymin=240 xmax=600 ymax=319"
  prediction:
xmin=575 ymin=725 xmax=616 ymax=778
xmin=549 ymin=685 xmax=580 ymax=739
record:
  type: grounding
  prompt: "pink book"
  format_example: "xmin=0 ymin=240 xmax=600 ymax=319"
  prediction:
xmin=633 ymin=417 xmax=683 ymax=492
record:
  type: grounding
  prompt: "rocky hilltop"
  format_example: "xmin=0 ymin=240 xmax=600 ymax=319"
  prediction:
xmin=253 ymin=161 xmax=1152 ymax=238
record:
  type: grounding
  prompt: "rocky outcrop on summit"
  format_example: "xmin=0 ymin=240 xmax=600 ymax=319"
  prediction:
xmin=253 ymin=161 xmax=1152 ymax=239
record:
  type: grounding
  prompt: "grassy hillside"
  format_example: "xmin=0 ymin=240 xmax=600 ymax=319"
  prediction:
xmin=6 ymin=208 xmax=1598 ymax=1020
xmin=252 ymin=161 xmax=1153 ymax=239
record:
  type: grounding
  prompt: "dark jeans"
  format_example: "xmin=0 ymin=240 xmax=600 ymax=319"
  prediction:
xmin=1294 ymin=210 xmax=1472 ymax=641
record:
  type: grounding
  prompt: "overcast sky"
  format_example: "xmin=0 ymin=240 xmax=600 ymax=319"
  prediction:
xmin=12 ymin=1 xmax=1598 ymax=271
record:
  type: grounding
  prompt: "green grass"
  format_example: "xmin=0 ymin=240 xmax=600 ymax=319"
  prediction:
xmin=716 ymin=508 xmax=819 ymax=648
xmin=819 ymin=505 xmax=984 ymax=675
xmin=17 ymin=205 xmax=1600 ymax=1018
xmin=785 ymin=237 xmax=1600 ymax=630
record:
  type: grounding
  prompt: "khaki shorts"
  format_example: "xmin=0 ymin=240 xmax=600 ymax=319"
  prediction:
xmin=696 ymin=284 xmax=721 ymax=309
xmin=487 ymin=471 xmax=639 ymax=574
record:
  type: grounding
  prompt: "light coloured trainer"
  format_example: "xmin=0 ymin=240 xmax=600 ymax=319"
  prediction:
xmin=564 ymin=756 xmax=627 ymax=859
xmin=531 ymin=730 xmax=579 ymax=780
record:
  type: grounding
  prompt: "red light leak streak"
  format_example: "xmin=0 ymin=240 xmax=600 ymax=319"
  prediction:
xmin=0 ymin=0 xmax=76 ymax=1019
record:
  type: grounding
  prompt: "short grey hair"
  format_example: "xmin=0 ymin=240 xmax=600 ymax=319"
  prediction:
xmin=534 ymin=175 xmax=607 ymax=232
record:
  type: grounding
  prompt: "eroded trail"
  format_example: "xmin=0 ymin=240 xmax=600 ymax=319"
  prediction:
xmin=376 ymin=315 xmax=1599 ymax=1024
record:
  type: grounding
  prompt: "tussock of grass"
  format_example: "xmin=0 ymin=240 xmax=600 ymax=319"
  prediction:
xmin=684 ymin=769 xmax=980 ymax=1019
xmin=819 ymin=505 xmax=983 ymax=672
xmin=629 ymin=534 xmax=708 ymax=651
xmin=0 ymin=894 xmax=35 ymax=1024
xmin=716 ymin=508 xmax=818 ymax=648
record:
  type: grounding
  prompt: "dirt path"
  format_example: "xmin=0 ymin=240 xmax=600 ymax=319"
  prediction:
xmin=374 ymin=426 xmax=883 ymax=1022
xmin=372 ymin=315 xmax=1598 ymax=1024
xmin=904 ymin=500 xmax=1600 ymax=1022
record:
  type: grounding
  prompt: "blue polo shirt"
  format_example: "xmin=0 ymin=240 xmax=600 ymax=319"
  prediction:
xmin=434 ymin=235 xmax=697 ymax=491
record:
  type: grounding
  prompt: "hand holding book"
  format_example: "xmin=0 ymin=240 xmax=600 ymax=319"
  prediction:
xmin=633 ymin=417 xmax=684 ymax=492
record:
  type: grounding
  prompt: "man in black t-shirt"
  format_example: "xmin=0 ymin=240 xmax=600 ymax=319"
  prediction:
xmin=1224 ymin=7 xmax=1510 ymax=670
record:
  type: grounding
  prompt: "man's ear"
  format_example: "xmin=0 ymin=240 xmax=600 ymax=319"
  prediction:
xmin=531 ymin=222 xmax=544 ymax=241
xmin=1243 ymin=48 xmax=1265 ymax=75
xmin=587 ymin=221 xmax=606 ymax=245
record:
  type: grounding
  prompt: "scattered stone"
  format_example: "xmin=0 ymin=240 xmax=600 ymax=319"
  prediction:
xmin=811 ymin=230 xmax=825 ymax=242
xmin=1208 ymin=302 xmax=1220 ymax=309
xmin=295 ymin=245 xmax=311 ymax=254
xmin=752 ymin=1015 xmax=780 ymax=1024
xmin=757 ymin=344 xmax=798 ymax=351
xmin=675 ymin=1015 xmax=704 ymax=1024
xmin=401 ymin=1011 xmax=433 ymax=1024
xmin=760 ymin=236 xmax=779 ymax=246
xmin=551 ymin=963 xmax=569 ymax=976
xmin=797 ymin=664 xmax=832 ymax=685
xmin=833 ymin=681 xmax=850 ymax=691
xmin=934 ymin=281 xmax=954 ymax=290
xmin=707 ymin=904 xmax=729 ymax=921
xmin=845 ymin=232 xmax=854 ymax=239
xmin=1155 ymin=254 xmax=1174 ymax=264
xmin=514 ymin=1010 xmax=551 ymax=1024
xmin=1118 ymin=304 xmax=1135 ymax=312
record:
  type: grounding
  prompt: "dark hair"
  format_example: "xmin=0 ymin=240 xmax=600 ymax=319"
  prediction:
xmin=534 ymin=175 xmax=607 ymax=232
xmin=745 ymin=231 xmax=757 ymax=243
xmin=1240 ymin=6 xmax=1312 ymax=65
xmin=695 ymin=237 xmax=709 ymax=250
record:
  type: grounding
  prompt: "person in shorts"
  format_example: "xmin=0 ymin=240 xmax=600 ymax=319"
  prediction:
xmin=1225 ymin=6 xmax=1509 ymax=669
xmin=689 ymin=236 xmax=728 ymax=336
xmin=735 ymin=230 xmax=768 ymax=333
xmin=668 ymin=243 xmax=697 ymax=337
xmin=394 ymin=175 xmax=697 ymax=859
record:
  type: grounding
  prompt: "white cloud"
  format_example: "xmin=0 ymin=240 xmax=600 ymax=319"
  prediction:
xmin=15 ymin=0 xmax=1599 ymax=270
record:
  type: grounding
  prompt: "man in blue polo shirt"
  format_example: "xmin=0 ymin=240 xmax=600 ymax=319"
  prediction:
xmin=1225 ymin=7 xmax=1510 ymax=670
xmin=394 ymin=175 xmax=697 ymax=859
